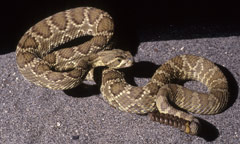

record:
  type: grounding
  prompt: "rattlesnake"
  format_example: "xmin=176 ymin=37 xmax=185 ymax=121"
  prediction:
xmin=16 ymin=7 xmax=229 ymax=135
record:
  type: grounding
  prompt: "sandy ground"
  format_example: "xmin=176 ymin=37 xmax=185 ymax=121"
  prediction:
xmin=1 ymin=24 xmax=240 ymax=143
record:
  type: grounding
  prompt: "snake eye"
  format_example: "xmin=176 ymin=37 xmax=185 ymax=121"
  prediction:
xmin=117 ymin=58 xmax=122 ymax=63
xmin=116 ymin=56 xmax=124 ymax=62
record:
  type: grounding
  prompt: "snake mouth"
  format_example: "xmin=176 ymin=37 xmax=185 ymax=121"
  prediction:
xmin=124 ymin=57 xmax=134 ymax=68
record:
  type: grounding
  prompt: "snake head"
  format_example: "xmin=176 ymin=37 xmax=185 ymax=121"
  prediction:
xmin=93 ymin=49 xmax=134 ymax=69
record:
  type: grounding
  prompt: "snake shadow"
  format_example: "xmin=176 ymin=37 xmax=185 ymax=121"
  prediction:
xmin=216 ymin=64 xmax=239 ymax=110
xmin=124 ymin=61 xmax=160 ymax=84
xmin=196 ymin=117 xmax=219 ymax=141
xmin=63 ymin=83 xmax=100 ymax=98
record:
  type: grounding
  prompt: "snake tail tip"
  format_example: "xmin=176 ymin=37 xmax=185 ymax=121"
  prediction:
xmin=184 ymin=118 xmax=201 ymax=135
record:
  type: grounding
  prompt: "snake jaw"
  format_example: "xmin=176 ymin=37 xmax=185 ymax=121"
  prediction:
xmin=121 ymin=56 xmax=134 ymax=68
xmin=112 ymin=50 xmax=134 ymax=69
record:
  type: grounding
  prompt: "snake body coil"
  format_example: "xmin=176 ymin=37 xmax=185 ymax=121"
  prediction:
xmin=16 ymin=7 xmax=133 ymax=89
xmin=100 ymin=55 xmax=229 ymax=135
xmin=16 ymin=7 xmax=229 ymax=135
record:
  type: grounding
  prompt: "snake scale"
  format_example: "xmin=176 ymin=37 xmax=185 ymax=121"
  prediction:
xmin=16 ymin=7 xmax=229 ymax=135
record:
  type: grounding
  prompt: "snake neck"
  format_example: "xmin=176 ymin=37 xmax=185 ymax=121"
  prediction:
xmin=87 ymin=54 xmax=104 ymax=68
xmin=87 ymin=49 xmax=134 ymax=69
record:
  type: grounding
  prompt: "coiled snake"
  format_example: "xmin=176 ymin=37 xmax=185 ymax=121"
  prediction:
xmin=16 ymin=7 xmax=229 ymax=135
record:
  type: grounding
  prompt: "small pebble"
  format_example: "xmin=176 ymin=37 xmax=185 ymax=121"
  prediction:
xmin=72 ymin=135 xmax=80 ymax=140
